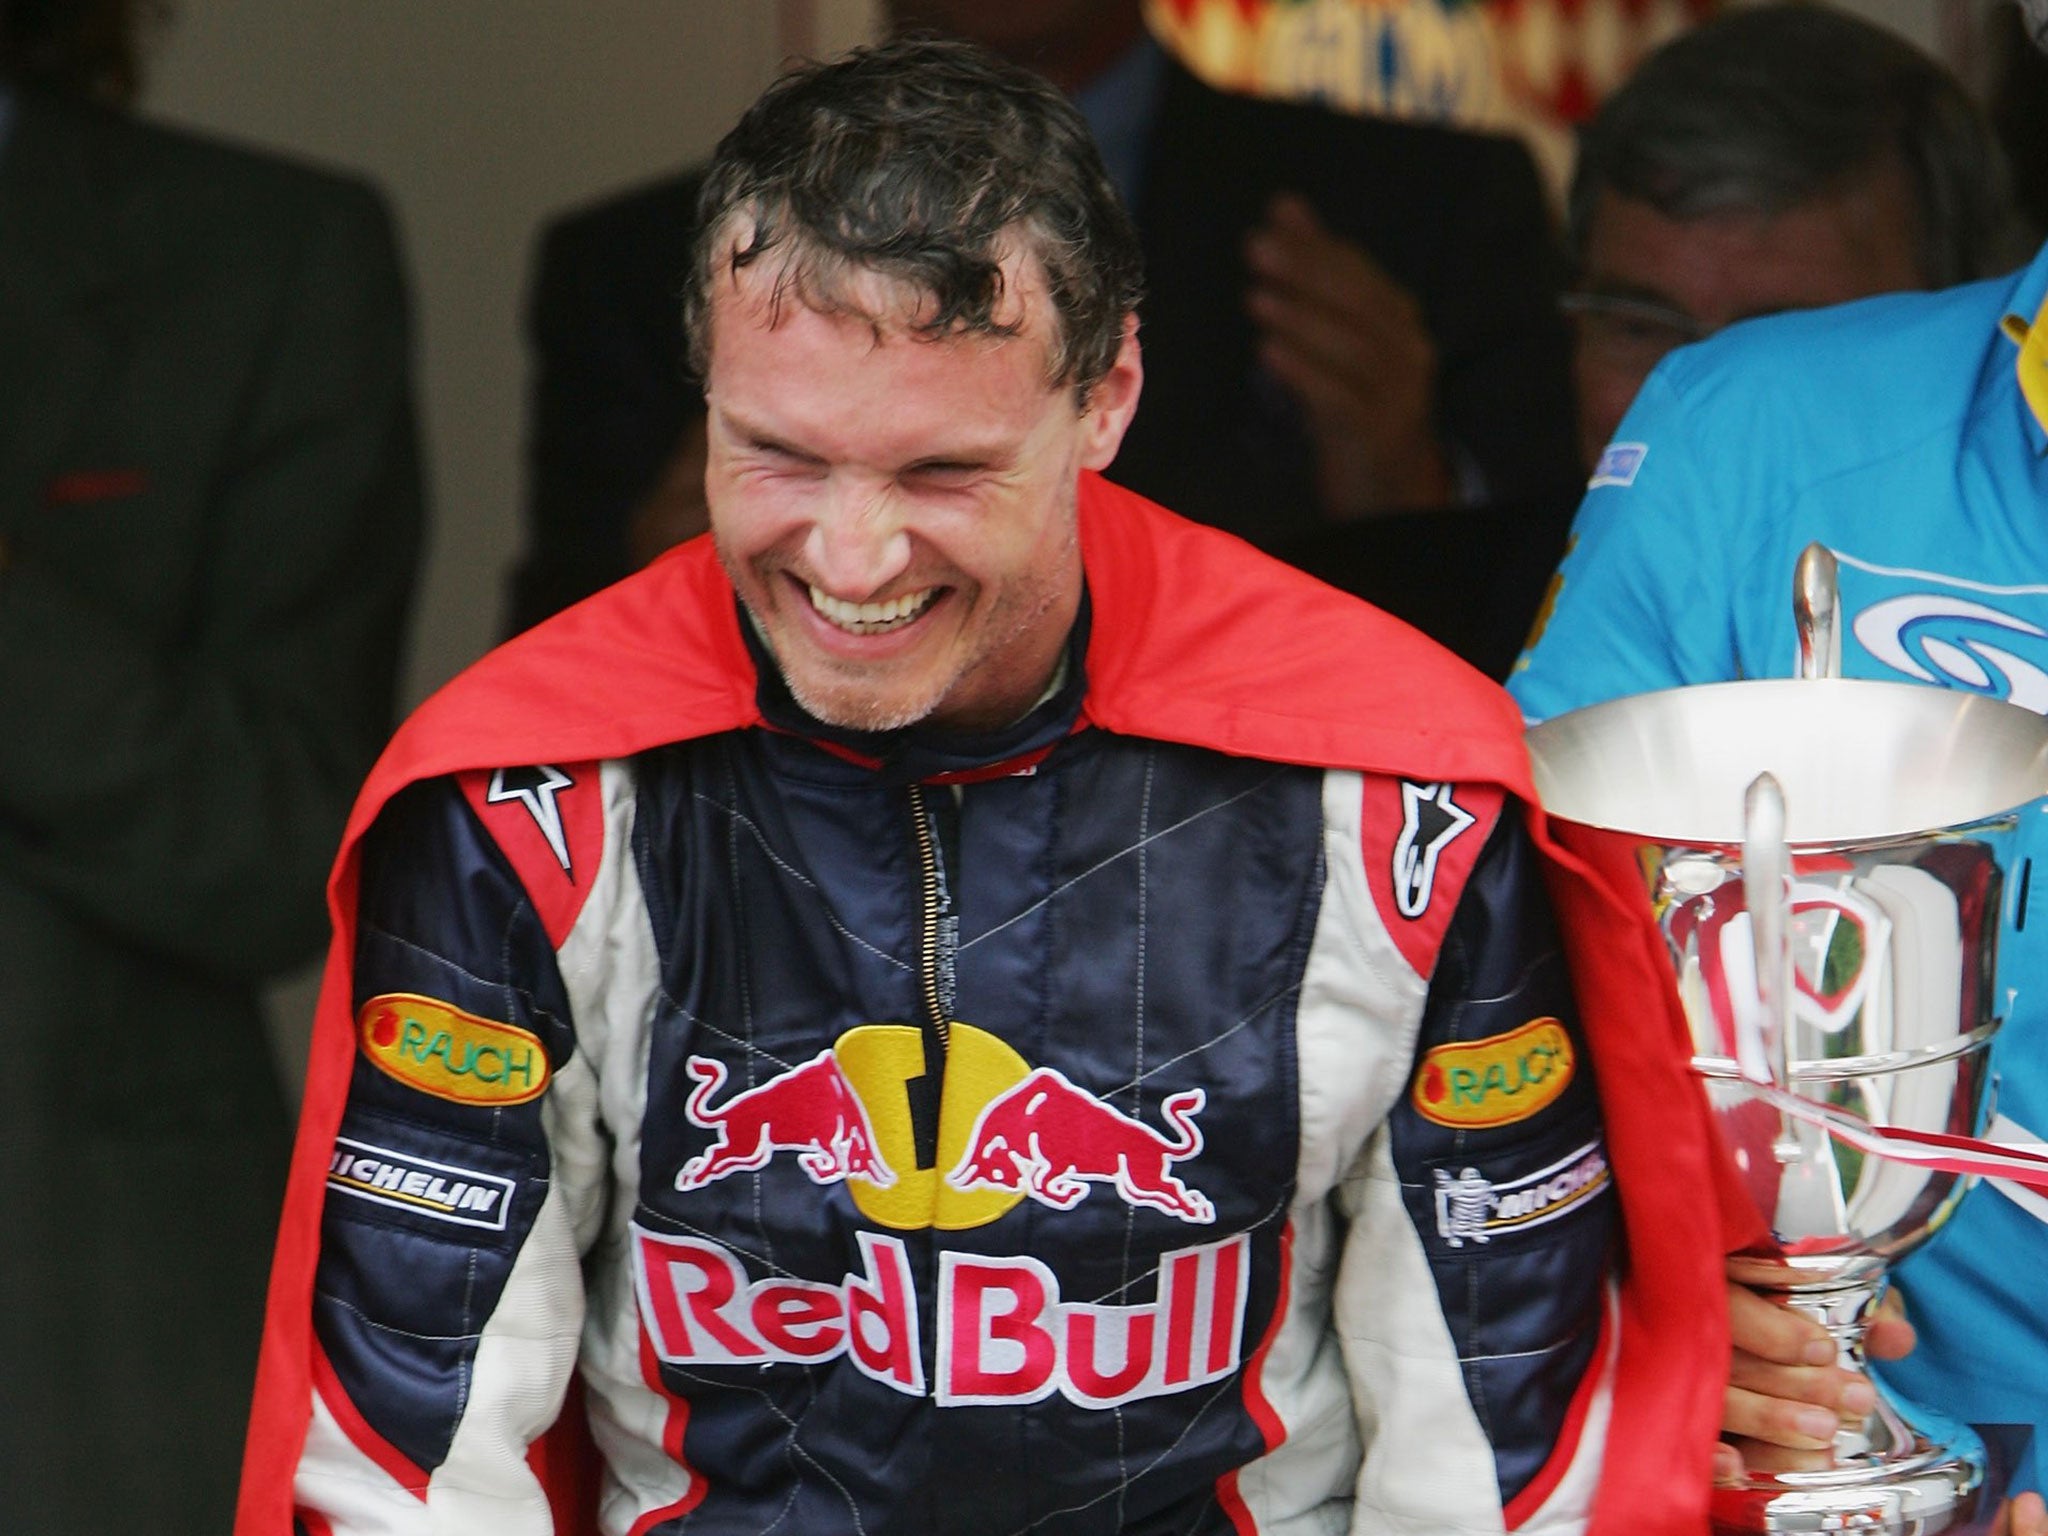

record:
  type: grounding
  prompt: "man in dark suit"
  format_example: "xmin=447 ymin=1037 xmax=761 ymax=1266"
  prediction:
xmin=0 ymin=3 xmax=423 ymax=1527
xmin=512 ymin=0 xmax=1580 ymax=676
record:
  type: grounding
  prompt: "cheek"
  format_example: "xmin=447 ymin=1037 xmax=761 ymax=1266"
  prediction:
xmin=707 ymin=469 xmax=815 ymax=557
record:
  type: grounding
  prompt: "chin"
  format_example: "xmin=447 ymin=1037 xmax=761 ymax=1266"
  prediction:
xmin=785 ymin=671 xmax=951 ymax=734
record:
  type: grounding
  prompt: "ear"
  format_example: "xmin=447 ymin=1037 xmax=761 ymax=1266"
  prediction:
xmin=1077 ymin=316 xmax=1144 ymax=472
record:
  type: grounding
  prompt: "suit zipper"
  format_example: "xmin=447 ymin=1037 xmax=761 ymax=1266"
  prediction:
xmin=904 ymin=783 xmax=962 ymax=1178
xmin=907 ymin=782 xmax=956 ymax=1048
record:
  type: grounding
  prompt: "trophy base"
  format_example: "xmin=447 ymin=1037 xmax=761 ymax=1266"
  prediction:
xmin=1710 ymin=1424 xmax=1987 ymax=1534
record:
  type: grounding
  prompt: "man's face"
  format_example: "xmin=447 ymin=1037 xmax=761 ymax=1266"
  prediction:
xmin=704 ymin=248 xmax=1141 ymax=734
xmin=1570 ymin=162 xmax=1923 ymax=466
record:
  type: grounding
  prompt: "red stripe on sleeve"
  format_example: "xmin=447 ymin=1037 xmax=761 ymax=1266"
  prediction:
xmin=1502 ymin=1286 xmax=1615 ymax=1529
xmin=1215 ymin=1220 xmax=1296 ymax=1534
xmin=625 ymin=1322 xmax=707 ymax=1535
xmin=309 ymin=1339 xmax=430 ymax=1500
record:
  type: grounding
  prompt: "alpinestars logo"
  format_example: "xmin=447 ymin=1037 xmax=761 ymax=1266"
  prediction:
xmin=1394 ymin=781 xmax=1476 ymax=919
xmin=1853 ymin=594 xmax=2048 ymax=714
xmin=486 ymin=765 xmax=576 ymax=873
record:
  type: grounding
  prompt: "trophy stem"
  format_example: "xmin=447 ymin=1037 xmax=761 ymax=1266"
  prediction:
xmin=1715 ymin=1277 xmax=1988 ymax=1533
xmin=1779 ymin=1280 xmax=1895 ymax=1462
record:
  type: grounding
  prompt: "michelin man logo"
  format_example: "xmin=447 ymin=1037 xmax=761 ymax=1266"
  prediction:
xmin=1854 ymin=595 xmax=2048 ymax=714
xmin=1433 ymin=1142 xmax=1611 ymax=1249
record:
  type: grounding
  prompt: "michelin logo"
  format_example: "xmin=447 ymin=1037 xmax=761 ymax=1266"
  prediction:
xmin=327 ymin=1136 xmax=514 ymax=1230
xmin=1433 ymin=1140 xmax=1610 ymax=1249
xmin=1588 ymin=442 xmax=1647 ymax=489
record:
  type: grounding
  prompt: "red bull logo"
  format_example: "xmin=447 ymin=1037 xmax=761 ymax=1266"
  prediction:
xmin=676 ymin=1050 xmax=894 ymax=1192
xmin=632 ymin=1225 xmax=1249 ymax=1409
xmin=673 ymin=1034 xmax=1214 ymax=1231
xmin=635 ymin=1228 xmax=924 ymax=1394
xmin=946 ymin=1068 xmax=1215 ymax=1224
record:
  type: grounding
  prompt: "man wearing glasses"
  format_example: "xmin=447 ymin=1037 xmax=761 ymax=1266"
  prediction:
xmin=1558 ymin=3 xmax=2021 ymax=473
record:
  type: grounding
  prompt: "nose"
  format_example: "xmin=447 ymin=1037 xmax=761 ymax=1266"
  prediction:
xmin=803 ymin=474 xmax=913 ymax=598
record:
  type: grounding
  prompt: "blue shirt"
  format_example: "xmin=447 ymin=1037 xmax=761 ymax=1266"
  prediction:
xmin=1510 ymin=239 xmax=2048 ymax=1486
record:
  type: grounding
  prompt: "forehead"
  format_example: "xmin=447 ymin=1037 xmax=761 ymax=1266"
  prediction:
xmin=1583 ymin=166 xmax=1922 ymax=327
xmin=702 ymin=218 xmax=1062 ymax=357
xmin=704 ymin=247 xmax=1069 ymax=457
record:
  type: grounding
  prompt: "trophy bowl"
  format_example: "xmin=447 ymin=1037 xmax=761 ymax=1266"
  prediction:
xmin=1527 ymin=677 xmax=2048 ymax=1534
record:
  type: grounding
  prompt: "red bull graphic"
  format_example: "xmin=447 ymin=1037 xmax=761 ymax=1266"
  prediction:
xmin=635 ymin=1228 xmax=924 ymax=1394
xmin=946 ymin=1068 xmax=1215 ymax=1224
xmin=632 ymin=1224 xmax=1250 ymax=1410
xmin=936 ymin=1237 xmax=1248 ymax=1408
xmin=676 ymin=1050 xmax=896 ymax=1192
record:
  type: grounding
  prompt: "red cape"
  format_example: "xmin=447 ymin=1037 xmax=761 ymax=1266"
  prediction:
xmin=238 ymin=473 xmax=1749 ymax=1534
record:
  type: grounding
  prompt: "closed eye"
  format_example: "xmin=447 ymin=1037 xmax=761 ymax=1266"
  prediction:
xmin=902 ymin=459 xmax=987 ymax=487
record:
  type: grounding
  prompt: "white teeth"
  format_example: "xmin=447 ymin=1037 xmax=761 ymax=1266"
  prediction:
xmin=808 ymin=584 xmax=938 ymax=634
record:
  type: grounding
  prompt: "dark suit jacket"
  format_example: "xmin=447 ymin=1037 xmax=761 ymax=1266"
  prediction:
xmin=513 ymin=58 xmax=1579 ymax=675
xmin=0 ymin=88 xmax=422 ymax=1531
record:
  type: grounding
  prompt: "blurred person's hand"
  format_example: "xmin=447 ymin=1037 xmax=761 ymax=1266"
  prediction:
xmin=1992 ymin=1491 xmax=2048 ymax=1536
xmin=1244 ymin=193 xmax=1453 ymax=520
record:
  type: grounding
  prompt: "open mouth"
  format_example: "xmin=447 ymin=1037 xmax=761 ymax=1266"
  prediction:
xmin=807 ymin=583 xmax=941 ymax=636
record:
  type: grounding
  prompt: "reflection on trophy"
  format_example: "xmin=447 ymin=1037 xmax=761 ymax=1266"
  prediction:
xmin=1527 ymin=548 xmax=2048 ymax=1533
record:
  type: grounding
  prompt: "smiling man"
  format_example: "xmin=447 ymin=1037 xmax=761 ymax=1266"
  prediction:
xmin=237 ymin=38 xmax=1733 ymax=1536
xmin=700 ymin=250 xmax=1124 ymax=736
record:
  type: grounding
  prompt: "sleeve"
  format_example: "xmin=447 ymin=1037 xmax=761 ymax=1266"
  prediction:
xmin=1506 ymin=365 xmax=1750 ymax=724
xmin=509 ymin=195 xmax=701 ymax=634
xmin=290 ymin=772 xmax=614 ymax=1535
xmin=1340 ymin=811 xmax=1618 ymax=1535
xmin=0 ymin=178 xmax=423 ymax=981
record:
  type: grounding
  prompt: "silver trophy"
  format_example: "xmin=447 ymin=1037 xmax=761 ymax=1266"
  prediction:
xmin=1526 ymin=549 xmax=2048 ymax=1533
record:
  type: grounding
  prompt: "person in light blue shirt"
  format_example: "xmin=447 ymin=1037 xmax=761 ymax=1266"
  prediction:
xmin=1516 ymin=241 xmax=2048 ymax=717
xmin=1512 ymin=13 xmax=2048 ymax=1515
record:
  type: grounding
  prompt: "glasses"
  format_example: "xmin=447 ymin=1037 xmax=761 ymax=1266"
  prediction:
xmin=1560 ymin=291 xmax=1715 ymax=379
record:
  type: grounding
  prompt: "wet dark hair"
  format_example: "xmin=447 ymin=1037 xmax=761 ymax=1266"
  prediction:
xmin=1570 ymin=2 xmax=2024 ymax=286
xmin=683 ymin=34 xmax=1145 ymax=404
xmin=0 ymin=0 xmax=163 ymax=103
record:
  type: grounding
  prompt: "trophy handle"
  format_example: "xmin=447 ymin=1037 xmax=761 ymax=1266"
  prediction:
xmin=1741 ymin=772 xmax=1796 ymax=1109
xmin=1795 ymin=542 xmax=1842 ymax=681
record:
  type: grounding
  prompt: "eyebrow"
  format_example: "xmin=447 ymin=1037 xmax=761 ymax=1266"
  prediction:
xmin=717 ymin=405 xmax=1018 ymax=475
xmin=1576 ymin=276 xmax=1687 ymax=311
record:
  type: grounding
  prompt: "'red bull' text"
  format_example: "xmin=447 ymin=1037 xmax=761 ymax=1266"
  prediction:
xmin=632 ymin=1227 xmax=1250 ymax=1409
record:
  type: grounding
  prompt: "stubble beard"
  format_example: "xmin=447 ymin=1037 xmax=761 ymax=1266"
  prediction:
xmin=745 ymin=526 xmax=1080 ymax=736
